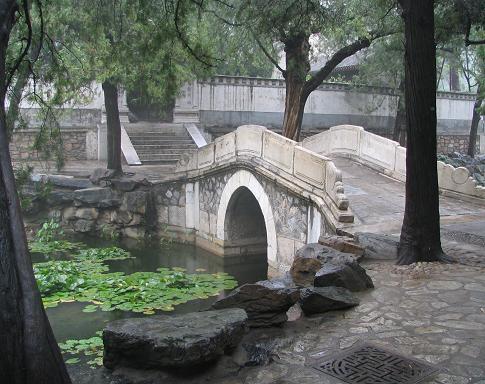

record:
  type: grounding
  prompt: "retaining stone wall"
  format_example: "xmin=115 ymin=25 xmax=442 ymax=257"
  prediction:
xmin=10 ymin=128 xmax=97 ymax=161
xmin=437 ymin=135 xmax=480 ymax=154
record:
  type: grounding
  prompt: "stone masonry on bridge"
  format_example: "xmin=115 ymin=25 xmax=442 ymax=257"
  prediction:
xmin=153 ymin=125 xmax=354 ymax=271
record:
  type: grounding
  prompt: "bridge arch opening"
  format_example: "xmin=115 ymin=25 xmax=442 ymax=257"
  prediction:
xmin=224 ymin=186 xmax=267 ymax=252
xmin=216 ymin=170 xmax=277 ymax=268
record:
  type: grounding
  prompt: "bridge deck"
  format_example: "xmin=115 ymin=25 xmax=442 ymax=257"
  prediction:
xmin=333 ymin=157 xmax=485 ymax=242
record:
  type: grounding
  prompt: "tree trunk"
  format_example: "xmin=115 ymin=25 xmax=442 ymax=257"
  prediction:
xmin=392 ymin=81 xmax=407 ymax=146
xmin=397 ymin=0 xmax=447 ymax=265
xmin=102 ymin=80 xmax=123 ymax=174
xmin=0 ymin=3 xmax=72 ymax=383
xmin=281 ymin=35 xmax=310 ymax=141
xmin=449 ymin=66 xmax=461 ymax=91
xmin=467 ymin=84 xmax=482 ymax=158
xmin=280 ymin=34 xmax=373 ymax=141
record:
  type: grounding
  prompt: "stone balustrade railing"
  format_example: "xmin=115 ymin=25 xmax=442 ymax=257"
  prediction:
xmin=175 ymin=125 xmax=354 ymax=225
xmin=197 ymin=75 xmax=478 ymax=100
xmin=302 ymin=125 xmax=485 ymax=202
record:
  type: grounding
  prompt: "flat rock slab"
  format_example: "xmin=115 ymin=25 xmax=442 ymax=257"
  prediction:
xmin=212 ymin=280 xmax=300 ymax=328
xmin=299 ymin=286 xmax=360 ymax=316
xmin=46 ymin=175 xmax=94 ymax=190
xmin=103 ymin=308 xmax=247 ymax=370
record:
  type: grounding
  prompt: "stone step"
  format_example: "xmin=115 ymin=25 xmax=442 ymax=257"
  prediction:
xmin=129 ymin=135 xmax=193 ymax=140
xmin=130 ymin=139 xmax=195 ymax=145
xmin=139 ymin=159 xmax=180 ymax=165
xmin=124 ymin=123 xmax=186 ymax=135
xmin=135 ymin=148 xmax=197 ymax=155
xmin=137 ymin=154 xmax=182 ymax=164
xmin=124 ymin=122 xmax=197 ymax=165
xmin=131 ymin=143 xmax=197 ymax=150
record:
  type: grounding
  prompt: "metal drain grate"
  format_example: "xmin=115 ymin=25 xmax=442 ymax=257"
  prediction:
xmin=313 ymin=343 xmax=439 ymax=384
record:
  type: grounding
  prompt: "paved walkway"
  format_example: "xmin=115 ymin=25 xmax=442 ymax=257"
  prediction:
xmin=77 ymin=260 xmax=485 ymax=384
xmin=333 ymin=157 xmax=485 ymax=238
xmin=332 ymin=157 xmax=485 ymax=267
xmin=241 ymin=260 xmax=485 ymax=384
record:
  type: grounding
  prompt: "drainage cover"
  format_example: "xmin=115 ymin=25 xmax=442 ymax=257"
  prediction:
xmin=313 ymin=343 xmax=439 ymax=384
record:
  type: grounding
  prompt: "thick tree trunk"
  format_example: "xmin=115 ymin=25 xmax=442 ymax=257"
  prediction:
xmin=0 ymin=3 xmax=72 ymax=383
xmin=397 ymin=0 xmax=446 ymax=265
xmin=467 ymin=84 xmax=482 ymax=158
xmin=280 ymin=33 xmax=372 ymax=141
xmin=282 ymin=35 xmax=310 ymax=141
xmin=102 ymin=80 xmax=123 ymax=174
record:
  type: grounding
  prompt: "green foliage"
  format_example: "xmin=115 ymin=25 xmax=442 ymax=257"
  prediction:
xmin=33 ymin=259 xmax=109 ymax=299
xmin=14 ymin=165 xmax=35 ymax=210
xmin=29 ymin=219 xmax=83 ymax=255
xmin=29 ymin=239 xmax=81 ymax=256
xmin=98 ymin=224 xmax=120 ymax=241
xmin=14 ymin=165 xmax=52 ymax=210
xmin=35 ymin=219 xmax=63 ymax=243
xmin=35 ymin=256 xmax=237 ymax=313
xmin=31 ymin=220 xmax=238 ymax=314
xmin=76 ymin=246 xmax=132 ymax=261
xmin=59 ymin=332 xmax=104 ymax=367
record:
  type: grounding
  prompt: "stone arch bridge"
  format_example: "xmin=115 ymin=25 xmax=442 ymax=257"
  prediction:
xmin=51 ymin=124 xmax=484 ymax=273
xmin=157 ymin=125 xmax=354 ymax=271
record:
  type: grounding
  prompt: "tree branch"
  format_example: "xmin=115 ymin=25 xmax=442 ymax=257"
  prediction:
xmin=6 ymin=0 xmax=32 ymax=89
xmin=462 ymin=5 xmax=485 ymax=46
xmin=174 ymin=0 xmax=217 ymax=68
xmin=304 ymin=37 xmax=373 ymax=95
xmin=253 ymin=34 xmax=285 ymax=75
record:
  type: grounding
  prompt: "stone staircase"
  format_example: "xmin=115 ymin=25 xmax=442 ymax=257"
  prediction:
xmin=124 ymin=122 xmax=198 ymax=165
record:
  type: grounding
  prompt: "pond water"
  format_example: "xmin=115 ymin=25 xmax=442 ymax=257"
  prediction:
xmin=33 ymin=236 xmax=268 ymax=343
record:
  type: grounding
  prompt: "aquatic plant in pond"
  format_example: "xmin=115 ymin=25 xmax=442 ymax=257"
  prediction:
xmin=59 ymin=333 xmax=104 ymax=367
xmin=31 ymin=220 xmax=238 ymax=313
xmin=35 ymin=260 xmax=237 ymax=313
xmin=76 ymin=246 xmax=132 ymax=261
xmin=29 ymin=219 xmax=84 ymax=256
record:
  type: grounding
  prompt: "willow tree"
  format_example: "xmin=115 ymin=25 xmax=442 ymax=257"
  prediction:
xmin=52 ymin=0 xmax=213 ymax=174
xmin=0 ymin=1 xmax=71 ymax=382
xmin=229 ymin=0 xmax=397 ymax=141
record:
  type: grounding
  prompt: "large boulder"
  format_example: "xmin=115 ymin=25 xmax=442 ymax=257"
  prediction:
xmin=290 ymin=243 xmax=358 ymax=286
xmin=212 ymin=279 xmax=300 ymax=327
xmin=314 ymin=262 xmax=374 ymax=292
xmin=354 ymin=232 xmax=399 ymax=260
xmin=103 ymin=308 xmax=247 ymax=370
xmin=299 ymin=286 xmax=360 ymax=315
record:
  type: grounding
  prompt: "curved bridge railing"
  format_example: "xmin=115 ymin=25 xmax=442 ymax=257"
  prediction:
xmin=175 ymin=125 xmax=354 ymax=227
xmin=302 ymin=124 xmax=485 ymax=203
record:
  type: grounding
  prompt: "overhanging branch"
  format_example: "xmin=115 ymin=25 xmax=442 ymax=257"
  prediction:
xmin=304 ymin=37 xmax=372 ymax=95
xmin=253 ymin=34 xmax=285 ymax=75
